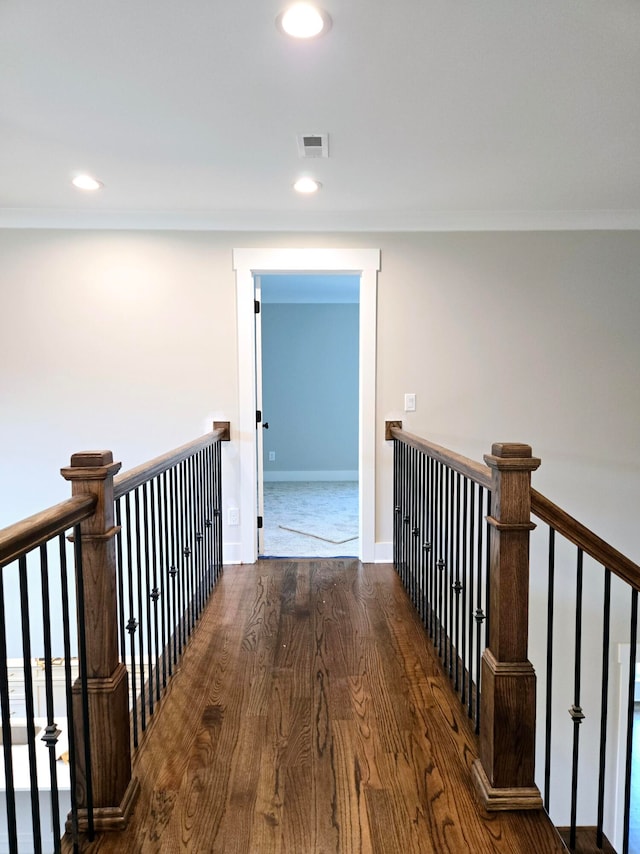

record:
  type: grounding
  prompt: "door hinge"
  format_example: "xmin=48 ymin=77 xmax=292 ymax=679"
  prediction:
xmin=257 ymin=515 xmax=263 ymax=529
xmin=254 ymin=299 xmax=261 ymax=314
xmin=256 ymin=409 xmax=262 ymax=425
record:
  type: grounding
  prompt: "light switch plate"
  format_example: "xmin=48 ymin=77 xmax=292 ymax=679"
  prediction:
xmin=404 ymin=393 xmax=416 ymax=412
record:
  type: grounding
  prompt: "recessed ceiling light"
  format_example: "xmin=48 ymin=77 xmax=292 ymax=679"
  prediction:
xmin=72 ymin=174 xmax=103 ymax=191
xmin=294 ymin=176 xmax=321 ymax=194
xmin=277 ymin=3 xmax=331 ymax=39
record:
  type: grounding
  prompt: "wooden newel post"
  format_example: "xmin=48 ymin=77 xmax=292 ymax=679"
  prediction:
xmin=471 ymin=443 xmax=542 ymax=811
xmin=61 ymin=451 xmax=139 ymax=831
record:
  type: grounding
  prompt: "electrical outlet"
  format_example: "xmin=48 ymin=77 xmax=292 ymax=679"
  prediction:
xmin=268 ymin=451 xmax=276 ymax=462
xmin=404 ymin=393 xmax=416 ymax=412
xmin=228 ymin=507 xmax=240 ymax=526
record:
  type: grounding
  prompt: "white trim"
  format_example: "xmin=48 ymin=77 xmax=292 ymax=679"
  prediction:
xmin=264 ymin=470 xmax=358 ymax=482
xmin=374 ymin=542 xmax=393 ymax=563
xmin=222 ymin=542 xmax=243 ymax=565
xmin=5 ymin=208 xmax=640 ymax=231
xmin=233 ymin=248 xmax=380 ymax=564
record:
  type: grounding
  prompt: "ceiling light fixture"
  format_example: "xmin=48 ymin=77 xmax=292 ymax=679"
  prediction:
xmin=294 ymin=176 xmax=321 ymax=194
xmin=72 ymin=174 xmax=103 ymax=191
xmin=277 ymin=3 xmax=331 ymax=39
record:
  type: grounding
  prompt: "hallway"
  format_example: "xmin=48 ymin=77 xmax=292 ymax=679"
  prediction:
xmin=69 ymin=560 xmax=566 ymax=853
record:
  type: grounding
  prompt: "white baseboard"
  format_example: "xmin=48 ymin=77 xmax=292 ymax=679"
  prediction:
xmin=223 ymin=542 xmax=243 ymax=565
xmin=264 ymin=470 xmax=358 ymax=483
xmin=373 ymin=542 xmax=393 ymax=563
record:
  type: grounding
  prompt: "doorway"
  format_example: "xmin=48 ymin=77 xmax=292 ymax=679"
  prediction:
xmin=259 ymin=274 xmax=360 ymax=557
xmin=233 ymin=247 xmax=380 ymax=565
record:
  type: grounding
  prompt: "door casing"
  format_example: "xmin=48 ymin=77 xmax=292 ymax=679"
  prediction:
xmin=233 ymin=247 xmax=380 ymax=564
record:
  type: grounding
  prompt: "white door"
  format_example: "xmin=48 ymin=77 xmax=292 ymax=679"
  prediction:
xmin=254 ymin=276 xmax=265 ymax=555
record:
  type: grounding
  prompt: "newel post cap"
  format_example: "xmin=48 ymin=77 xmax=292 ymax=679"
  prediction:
xmin=484 ymin=443 xmax=541 ymax=472
xmin=61 ymin=450 xmax=122 ymax=481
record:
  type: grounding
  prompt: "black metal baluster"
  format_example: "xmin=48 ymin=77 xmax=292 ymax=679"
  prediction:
xmin=484 ymin=491 xmax=492 ymax=648
xmin=74 ymin=526 xmax=94 ymax=839
xmin=115 ymin=500 xmax=126 ymax=662
xmin=179 ymin=460 xmax=189 ymax=645
xmin=149 ymin=478 xmax=161 ymax=703
xmin=410 ymin=447 xmax=418 ymax=609
xmin=460 ymin=476 xmax=468 ymax=704
xmin=422 ymin=455 xmax=431 ymax=634
xmin=194 ymin=450 xmax=204 ymax=608
xmin=18 ymin=554 xmax=43 ymax=853
xmin=169 ymin=465 xmax=179 ymax=663
xmin=0 ymin=563 xmax=18 ymax=852
xmin=467 ymin=481 xmax=476 ymax=720
xmin=453 ymin=472 xmax=462 ymax=690
xmin=196 ymin=450 xmax=208 ymax=613
xmin=214 ymin=440 xmax=223 ymax=577
xmin=160 ymin=470 xmax=170 ymax=682
xmin=406 ymin=446 xmax=413 ymax=601
xmin=58 ymin=534 xmax=80 ymax=852
xmin=443 ymin=466 xmax=451 ymax=671
xmin=402 ymin=444 xmax=410 ymax=589
xmin=622 ymin=588 xmax=638 ymax=854
xmin=142 ymin=483 xmax=153 ymax=720
xmin=202 ymin=447 xmax=211 ymax=594
xmin=474 ymin=486 xmax=485 ymax=733
xmin=419 ymin=453 xmax=428 ymax=626
xmin=209 ymin=443 xmax=216 ymax=582
xmin=39 ymin=543 xmax=62 ymax=854
xmin=393 ymin=439 xmax=399 ymax=570
xmin=191 ymin=453 xmax=201 ymax=619
xmin=133 ymin=489 xmax=146 ymax=732
xmin=189 ymin=455 xmax=197 ymax=629
xmin=436 ymin=461 xmax=445 ymax=658
xmin=206 ymin=442 xmax=219 ymax=589
xmin=568 ymin=548 xmax=585 ymax=852
xmin=544 ymin=526 xmax=556 ymax=812
xmin=596 ymin=567 xmax=611 ymax=850
xmin=184 ymin=456 xmax=194 ymax=632
xmin=124 ymin=493 xmax=139 ymax=748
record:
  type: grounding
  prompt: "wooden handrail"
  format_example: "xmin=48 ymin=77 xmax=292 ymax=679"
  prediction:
xmin=387 ymin=424 xmax=492 ymax=490
xmin=0 ymin=494 xmax=97 ymax=567
xmin=114 ymin=423 xmax=230 ymax=499
xmin=389 ymin=423 xmax=640 ymax=591
xmin=531 ymin=487 xmax=640 ymax=592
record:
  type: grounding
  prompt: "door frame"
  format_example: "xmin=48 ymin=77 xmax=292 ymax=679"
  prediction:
xmin=233 ymin=247 xmax=381 ymax=564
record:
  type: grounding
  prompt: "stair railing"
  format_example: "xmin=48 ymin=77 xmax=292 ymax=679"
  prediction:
xmin=0 ymin=422 xmax=229 ymax=854
xmin=0 ymin=496 xmax=96 ymax=853
xmin=387 ymin=421 xmax=640 ymax=854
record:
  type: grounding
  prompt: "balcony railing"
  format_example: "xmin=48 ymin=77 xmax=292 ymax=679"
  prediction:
xmin=388 ymin=421 xmax=640 ymax=854
xmin=0 ymin=423 xmax=229 ymax=854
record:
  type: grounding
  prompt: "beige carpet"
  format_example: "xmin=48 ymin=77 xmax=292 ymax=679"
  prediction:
xmin=262 ymin=481 xmax=359 ymax=557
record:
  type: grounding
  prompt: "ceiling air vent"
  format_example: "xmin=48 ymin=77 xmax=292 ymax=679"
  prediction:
xmin=297 ymin=133 xmax=329 ymax=158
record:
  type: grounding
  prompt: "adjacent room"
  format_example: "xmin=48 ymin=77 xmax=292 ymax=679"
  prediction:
xmin=259 ymin=273 xmax=360 ymax=557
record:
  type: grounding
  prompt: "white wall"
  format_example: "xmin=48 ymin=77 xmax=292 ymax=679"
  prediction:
xmin=1 ymin=229 xmax=639 ymax=563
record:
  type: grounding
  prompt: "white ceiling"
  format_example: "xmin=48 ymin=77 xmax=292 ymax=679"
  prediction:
xmin=1 ymin=1 xmax=640 ymax=231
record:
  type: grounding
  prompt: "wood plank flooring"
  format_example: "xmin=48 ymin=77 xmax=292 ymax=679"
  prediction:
xmin=67 ymin=560 xmax=568 ymax=853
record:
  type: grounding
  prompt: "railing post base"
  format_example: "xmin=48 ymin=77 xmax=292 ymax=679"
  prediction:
xmin=67 ymin=662 xmax=140 ymax=830
xmin=66 ymin=780 xmax=140 ymax=834
xmin=479 ymin=649 xmax=538 ymax=790
xmin=471 ymin=759 xmax=543 ymax=812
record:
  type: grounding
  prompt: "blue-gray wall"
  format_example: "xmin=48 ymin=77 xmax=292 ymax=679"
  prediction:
xmin=261 ymin=303 xmax=359 ymax=477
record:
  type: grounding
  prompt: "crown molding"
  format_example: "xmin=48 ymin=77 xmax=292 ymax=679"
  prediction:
xmin=1 ymin=207 xmax=640 ymax=232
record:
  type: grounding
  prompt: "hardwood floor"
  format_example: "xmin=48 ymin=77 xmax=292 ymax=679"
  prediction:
xmin=67 ymin=560 xmax=567 ymax=853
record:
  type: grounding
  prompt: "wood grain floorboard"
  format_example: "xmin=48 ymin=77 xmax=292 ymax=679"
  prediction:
xmin=65 ymin=560 xmax=568 ymax=854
